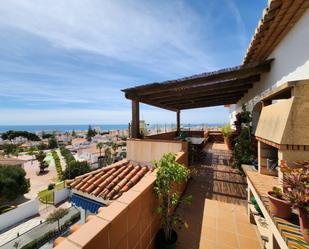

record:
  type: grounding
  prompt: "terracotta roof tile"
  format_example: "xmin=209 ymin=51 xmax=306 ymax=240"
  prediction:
xmin=68 ymin=159 xmax=151 ymax=201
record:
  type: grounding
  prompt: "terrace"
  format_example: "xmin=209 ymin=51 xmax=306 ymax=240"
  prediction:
xmin=53 ymin=1 xmax=309 ymax=248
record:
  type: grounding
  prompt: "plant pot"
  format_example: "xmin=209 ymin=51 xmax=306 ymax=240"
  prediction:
xmin=224 ymin=137 xmax=233 ymax=150
xmin=298 ymin=208 xmax=309 ymax=243
xmin=155 ymin=229 xmax=178 ymax=249
xmin=267 ymin=191 xmax=292 ymax=219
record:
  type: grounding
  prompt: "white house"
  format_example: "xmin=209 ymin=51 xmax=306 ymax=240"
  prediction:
xmin=229 ymin=2 xmax=309 ymax=123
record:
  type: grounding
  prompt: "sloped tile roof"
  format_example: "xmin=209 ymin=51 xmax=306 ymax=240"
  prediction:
xmin=67 ymin=159 xmax=151 ymax=200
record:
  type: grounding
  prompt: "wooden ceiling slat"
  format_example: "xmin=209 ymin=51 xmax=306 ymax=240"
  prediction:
xmin=169 ymin=95 xmax=242 ymax=107
xmin=139 ymin=75 xmax=259 ymax=100
xmin=171 ymin=98 xmax=240 ymax=110
xmin=122 ymin=60 xmax=272 ymax=96
xmin=158 ymin=92 xmax=245 ymax=106
xmin=152 ymin=84 xmax=250 ymax=103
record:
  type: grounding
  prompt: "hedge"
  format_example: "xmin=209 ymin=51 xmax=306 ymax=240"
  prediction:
xmin=59 ymin=146 xmax=75 ymax=165
xmin=51 ymin=150 xmax=63 ymax=180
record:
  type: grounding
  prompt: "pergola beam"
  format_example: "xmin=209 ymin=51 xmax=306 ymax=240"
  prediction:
xmin=137 ymin=75 xmax=259 ymax=100
xmin=131 ymin=100 xmax=140 ymax=138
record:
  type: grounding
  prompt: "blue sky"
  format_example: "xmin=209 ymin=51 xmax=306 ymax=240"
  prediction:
xmin=0 ymin=0 xmax=266 ymax=125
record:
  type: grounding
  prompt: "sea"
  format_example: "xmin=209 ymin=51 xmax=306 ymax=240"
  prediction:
xmin=0 ymin=123 xmax=223 ymax=133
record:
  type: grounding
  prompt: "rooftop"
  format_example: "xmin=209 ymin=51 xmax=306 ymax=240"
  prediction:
xmin=67 ymin=159 xmax=151 ymax=204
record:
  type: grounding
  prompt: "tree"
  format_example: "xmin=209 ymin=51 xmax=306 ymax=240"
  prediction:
xmin=233 ymin=105 xmax=256 ymax=171
xmin=153 ymin=153 xmax=192 ymax=243
xmin=96 ymin=142 xmax=104 ymax=167
xmin=111 ymin=142 xmax=118 ymax=151
xmin=48 ymin=136 xmax=58 ymax=149
xmin=46 ymin=208 xmax=69 ymax=231
xmin=86 ymin=125 xmax=96 ymax=142
xmin=36 ymin=150 xmax=49 ymax=173
xmin=104 ymin=147 xmax=114 ymax=165
xmin=2 ymin=143 xmax=18 ymax=156
xmin=0 ymin=165 xmax=30 ymax=200
xmin=63 ymin=161 xmax=90 ymax=179
xmin=72 ymin=130 xmax=77 ymax=138
xmin=1 ymin=130 xmax=40 ymax=141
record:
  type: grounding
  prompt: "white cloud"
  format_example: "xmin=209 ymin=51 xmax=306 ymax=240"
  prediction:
xmin=0 ymin=0 xmax=215 ymax=74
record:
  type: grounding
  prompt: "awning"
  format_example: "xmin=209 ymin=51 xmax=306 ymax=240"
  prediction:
xmin=71 ymin=194 xmax=103 ymax=214
xmin=122 ymin=60 xmax=272 ymax=111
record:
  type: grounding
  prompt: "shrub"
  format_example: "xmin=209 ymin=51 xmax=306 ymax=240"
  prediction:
xmin=221 ymin=124 xmax=232 ymax=138
xmin=59 ymin=146 xmax=75 ymax=165
xmin=51 ymin=150 xmax=63 ymax=180
xmin=232 ymin=105 xmax=256 ymax=171
xmin=48 ymin=183 xmax=55 ymax=190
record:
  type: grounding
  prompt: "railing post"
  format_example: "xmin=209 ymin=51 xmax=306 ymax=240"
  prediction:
xmin=131 ymin=100 xmax=140 ymax=138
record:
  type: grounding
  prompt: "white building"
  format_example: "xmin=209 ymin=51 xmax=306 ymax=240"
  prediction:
xmin=229 ymin=4 xmax=309 ymax=125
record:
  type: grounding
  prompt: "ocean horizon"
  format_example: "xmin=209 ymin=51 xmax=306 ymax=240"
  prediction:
xmin=0 ymin=123 xmax=223 ymax=133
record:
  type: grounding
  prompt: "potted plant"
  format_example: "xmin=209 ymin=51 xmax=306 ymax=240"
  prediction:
xmin=221 ymin=124 xmax=233 ymax=150
xmin=153 ymin=153 xmax=192 ymax=249
xmin=267 ymin=186 xmax=292 ymax=219
xmin=281 ymin=162 xmax=309 ymax=242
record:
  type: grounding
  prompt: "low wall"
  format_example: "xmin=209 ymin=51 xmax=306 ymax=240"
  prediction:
xmin=146 ymin=131 xmax=177 ymax=140
xmin=0 ymin=199 xmax=39 ymax=231
xmin=55 ymin=157 xmax=188 ymax=249
xmin=54 ymin=188 xmax=70 ymax=205
xmin=127 ymin=139 xmax=188 ymax=164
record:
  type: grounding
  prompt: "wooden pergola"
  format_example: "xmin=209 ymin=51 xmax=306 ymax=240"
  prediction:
xmin=122 ymin=60 xmax=272 ymax=138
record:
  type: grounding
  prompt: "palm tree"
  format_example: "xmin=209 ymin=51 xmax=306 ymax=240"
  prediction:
xmin=104 ymin=147 xmax=113 ymax=165
xmin=46 ymin=208 xmax=69 ymax=231
xmin=96 ymin=142 xmax=104 ymax=157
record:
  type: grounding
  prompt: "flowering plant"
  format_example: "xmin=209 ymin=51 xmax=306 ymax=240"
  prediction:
xmin=281 ymin=160 xmax=309 ymax=213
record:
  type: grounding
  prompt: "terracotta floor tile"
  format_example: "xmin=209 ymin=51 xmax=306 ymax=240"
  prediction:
xmin=203 ymin=207 xmax=218 ymax=217
xmin=202 ymin=216 xmax=217 ymax=228
xmin=238 ymin=235 xmax=262 ymax=249
xmin=202 ymin=227 xmax=217 ymax=242
xmin=199 ymin=238 xmax=217 ymax=249
xmin=236 ymin=223 xmax=258 ymax=238
xmin=216 ymin=230 xmax=239 ymax=248
xmin=217 ymin=217 xmax=236 ymax=231
xmin=235 ymin=213 xmax=249 ymax=224
xmin=175 ymin=147 xmax=261 ymax=249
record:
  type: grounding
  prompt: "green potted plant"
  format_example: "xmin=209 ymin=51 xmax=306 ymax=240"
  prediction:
xmin=281 ymin=162 xmax=309 ymax=242
xmin=153 ymin=153 xmax=192 ymax=249
xmin=267 ymin=186 xmax=292 ymax=219
xmin=221 ymin=124 xmax=233 ymax=150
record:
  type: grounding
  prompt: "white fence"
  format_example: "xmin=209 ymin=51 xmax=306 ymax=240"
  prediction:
xmin=0 ymin=199 xmax=39 ymax=231
xmin=54 ymin=188 xmax=70 ymax=205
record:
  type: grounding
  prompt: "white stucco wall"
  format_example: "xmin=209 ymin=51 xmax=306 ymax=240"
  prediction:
xmin=54 ymin=187 xmax=70 ymax=205
xmin=229 ymin=9 xmax=309 ymax=123
xmin=0 ymin=199 xmax=39 ymax=231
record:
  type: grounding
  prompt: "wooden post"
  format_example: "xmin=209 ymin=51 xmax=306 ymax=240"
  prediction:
xmin=131 ymin=100 xmax=140 ymax=138
xmin=176 ymin=110 xmax=180 ymax=133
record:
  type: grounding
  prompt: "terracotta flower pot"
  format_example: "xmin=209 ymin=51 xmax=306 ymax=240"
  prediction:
xmin=224 ymin=137 xmax=233 ymax=150
xmin=298 ymin=208 xmax=309 ymax=243
xmin=267 ymin=191 xmax=292 ymax=219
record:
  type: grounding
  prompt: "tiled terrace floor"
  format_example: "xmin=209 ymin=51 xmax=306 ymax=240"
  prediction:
xmin=175 ymin=143 xmax=262 ymax=249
